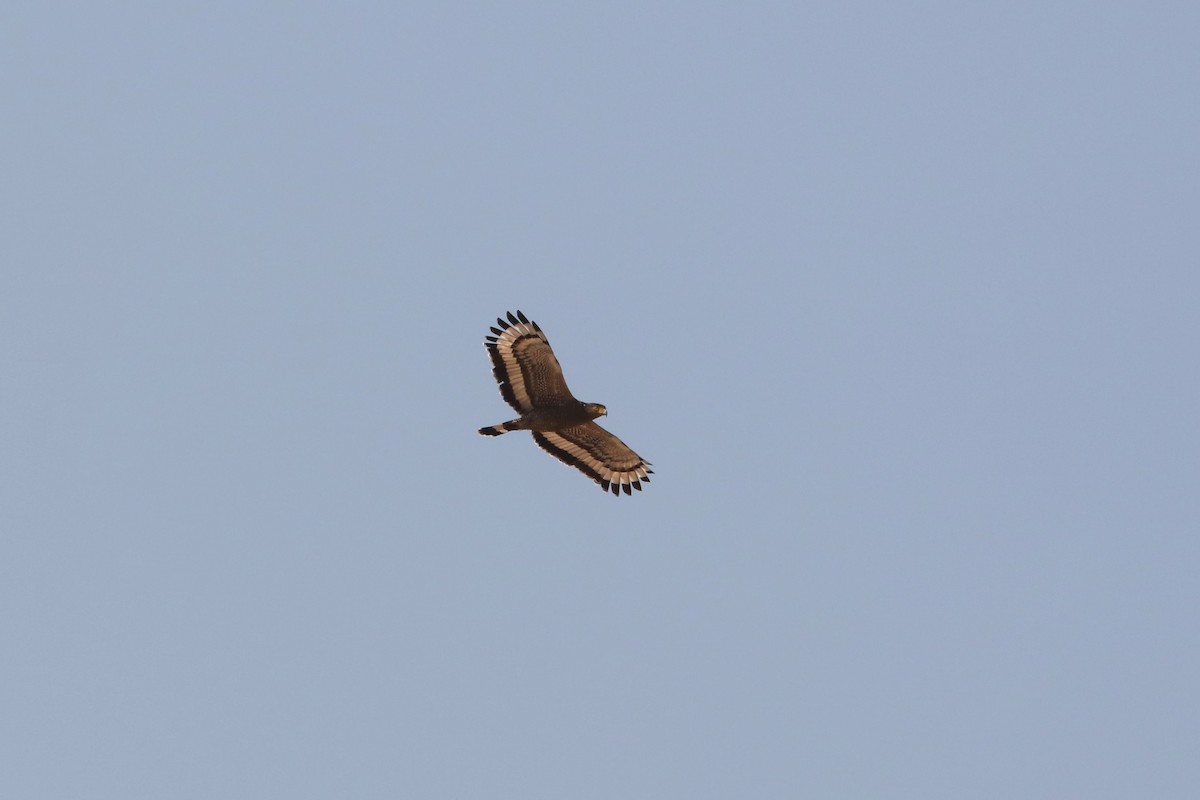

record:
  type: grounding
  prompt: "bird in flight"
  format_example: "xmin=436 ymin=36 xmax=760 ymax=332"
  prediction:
xmin=479 ymin=310 xmax=652 ymax=495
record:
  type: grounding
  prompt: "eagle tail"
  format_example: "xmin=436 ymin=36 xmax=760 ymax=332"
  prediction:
xmin=478 ymin=419 xmax=523 ymax=436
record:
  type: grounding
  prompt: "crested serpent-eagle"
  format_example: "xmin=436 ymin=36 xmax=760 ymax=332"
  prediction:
xmin=478 ymin=310 xmax=652 ymax=495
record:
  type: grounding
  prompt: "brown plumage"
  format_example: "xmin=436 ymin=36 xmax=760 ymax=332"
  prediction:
xmin=479 ymin=310 xmax=652 ymax=495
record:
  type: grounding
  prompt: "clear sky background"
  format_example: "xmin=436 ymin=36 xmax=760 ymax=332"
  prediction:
xmin=3 ymin=2 xmax=1198 ymax=798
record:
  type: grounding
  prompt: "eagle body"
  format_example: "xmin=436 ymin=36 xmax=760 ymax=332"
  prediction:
xmin=479 ymin=402 xmax=605 ymax=435
xmin=479 ymin=310 xmax=652 ymax=495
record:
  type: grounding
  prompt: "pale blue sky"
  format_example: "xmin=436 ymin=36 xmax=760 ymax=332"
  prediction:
xmin=3 ymin=2 xmax=1198 ymax=798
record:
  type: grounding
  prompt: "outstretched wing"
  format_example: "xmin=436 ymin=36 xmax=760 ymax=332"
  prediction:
xmin=485 ymin=310 xmax=576 ymax=413
xmin=533 ymin=422 xmax=653 ymax=496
